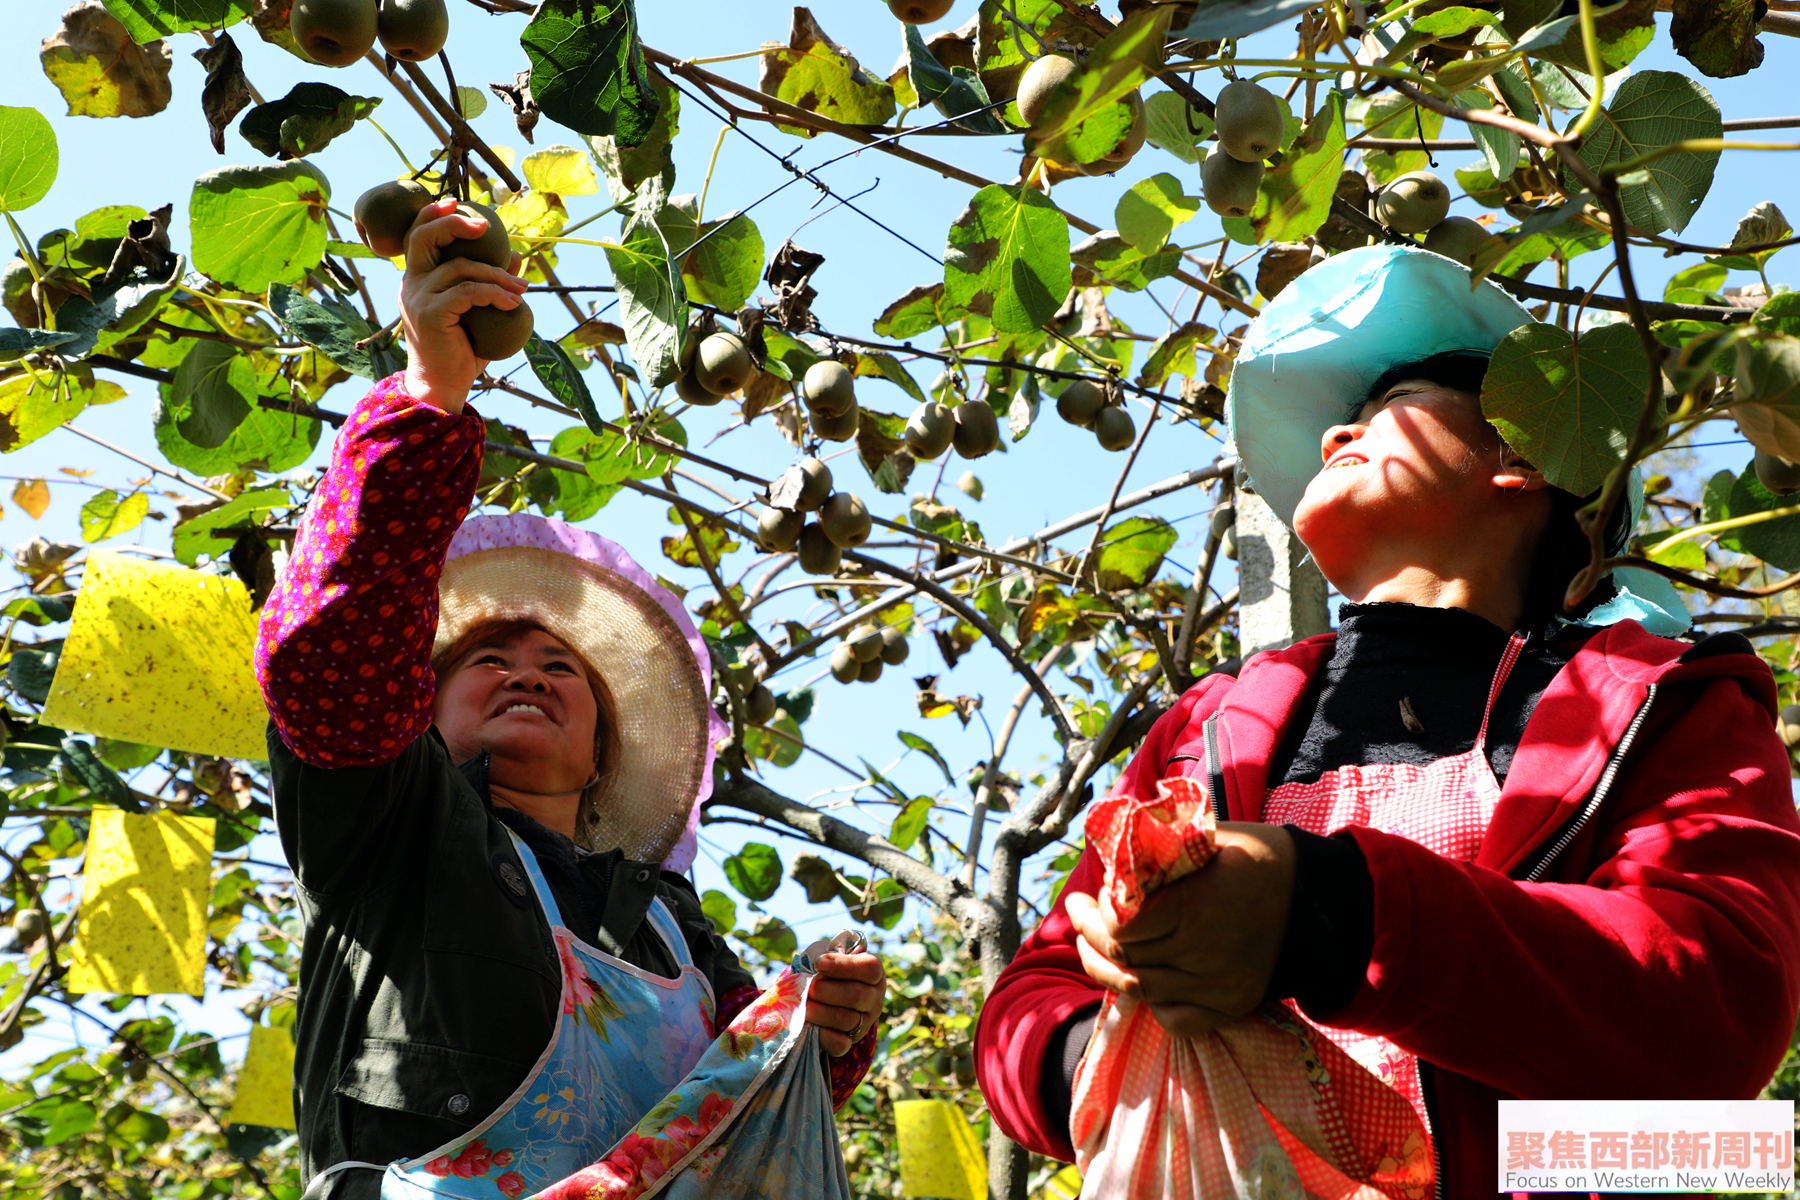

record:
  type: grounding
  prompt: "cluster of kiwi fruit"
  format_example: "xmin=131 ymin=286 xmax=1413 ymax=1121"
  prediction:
xmin=719 ymin=663 xmax=779 ymax=727
xmin=828 ymin=620 xmax=911 ymax=686
xmin=1369 ymin=170 xmax=1494 ymax=266
xmin=1201 ymin=81 xmax=1285 ymax=219
xmin=799 ymin=358 xmax=862 ymax=441
xmin=352 ymin=178 xmax=534 ymax=360
xmin=676 ymin=330 xmax=755 ymax=406
xmin=1015 ymin=53 xmax=1146 ymax=175
xmin=902 ymin=395 xmax=1000 ymax=461
xmin=1212 ymin=501 xmax=1238 ymax=561
xmin=757 ymin=458 xmax=873 ymax=577
xmin=290 ymin=0 xmax=448 ymax=67
xmin=1052 ymin=377 xmax=1136 ymax=451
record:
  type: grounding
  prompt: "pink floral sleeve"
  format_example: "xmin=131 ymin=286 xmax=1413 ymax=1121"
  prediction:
xmin=713 ymin=982 xmax=875 ymax=1110
xmin=255 ymin=372 xmax=486 ymax=768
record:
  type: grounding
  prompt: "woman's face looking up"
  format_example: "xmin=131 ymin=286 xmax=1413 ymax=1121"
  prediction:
xmin=434 ymin=627 xmax=599 ymax=793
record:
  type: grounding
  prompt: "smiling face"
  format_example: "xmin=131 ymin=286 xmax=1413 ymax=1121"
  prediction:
xmin=433 ymin=625 xmax=600 ymax=795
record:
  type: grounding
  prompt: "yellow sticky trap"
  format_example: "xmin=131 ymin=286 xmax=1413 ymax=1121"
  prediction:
xmin=67 ymin=809 xmax=216 ymax=996
xmin=896 ymin=1098 xmax=987 ymax=1200
xmin=42 ymin=551 xmax=266 ymax=761
xmin=1035 ymin=1163 xmax=1082 ymax=1199
xmin=226 ymin=1023 xmax=297 ymax=1130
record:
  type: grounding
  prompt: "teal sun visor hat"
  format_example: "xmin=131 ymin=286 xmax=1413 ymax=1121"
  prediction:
xmin=1224 ymin=244 xmax=1689 ymax=636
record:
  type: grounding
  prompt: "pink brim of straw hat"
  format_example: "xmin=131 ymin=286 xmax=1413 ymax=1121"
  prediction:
xmin=435 ymin=515 xmax=725 ymax=872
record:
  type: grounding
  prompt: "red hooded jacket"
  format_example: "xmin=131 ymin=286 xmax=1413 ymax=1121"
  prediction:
xmin=976 ymin=621 xmax=1800 ymax=1198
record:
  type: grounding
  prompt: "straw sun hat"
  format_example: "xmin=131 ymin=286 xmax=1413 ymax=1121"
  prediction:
xmin=435 ymin=515 xmax=726 ymax=871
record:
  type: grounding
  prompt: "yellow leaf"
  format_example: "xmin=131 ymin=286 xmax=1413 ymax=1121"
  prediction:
xmin=67 ymin=809 xmax=216 ymax=997
xmin=41 ymin=551 xmax=267 ymax=760
xmin=521 ymin=145 xmax=600 ymax=198
xmin=896 ymin=1099 xmax=986 ymax=1200
xmin=497 ymin=191 xmax=568 ymax=248
xmin=225 ymin=1024 xmax=297 ymax=1130
xmin=60 ymin=467 xmax=96 ymax=477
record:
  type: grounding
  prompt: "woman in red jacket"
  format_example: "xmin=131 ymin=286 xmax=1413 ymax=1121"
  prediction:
xmin=975 ymin=246 xmax=1800 ymax=1197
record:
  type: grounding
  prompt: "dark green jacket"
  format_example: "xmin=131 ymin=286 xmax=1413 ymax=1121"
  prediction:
xmin=270 ymin=723 xmax=755 ymax=1200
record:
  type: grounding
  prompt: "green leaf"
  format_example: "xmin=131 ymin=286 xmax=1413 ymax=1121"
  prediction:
xmin=898 ymin=730 xmax=953 ymax=785
xmin=588 ymin=66 xmax=679 ymax=205
xmin=974 ymin=0 xmax=1094 ymax=128
xmin=522 ymin=145 xmax=600 ymax=197
xmin=1138 ymin=322 xmax=1214 ymax=389
xmin=189 ymin=160 xmax=332 ymax=292
xmin=239 ymin=83 xmax=380 ymax=160
xmin=1176 ymin=0 xmax=1326 ymax=40
xmin=1480 ymin=322 xmax=1646 ymax=495
xmin=1095 ymin=516 xmax=1177 ymax=590
xmin=1116 ymin=173 xmax=1199 ymax=252
xmin=79 ymin=489 xmax=149 ymax=543
xmin=681 ymin=213 xmax=763 ymax=312
xmin=699 ymin=888 xmax=737 ymax=935
xmin=170 ymin=485 xmax=287 ymax=567
xmin=1732 ymin=333 xmax=1800 ymax=461
xmin=790 ymin=854 xmax=842 ymax=904
xmin=855 ymin=353 xmax=926 ymax=405
xmin=603 ymin=180 xmax=685 ymax=388
xmin=0 ymin=329 xmax=78 ymax=360
xmin=739 ymin=915 xmax=797 ymax=958
xmin=742 ymin=711 xmax=802 ymax=768
xmin=944 ymin=184 xmax=1070 ymax=333
xmin=40 ymin=6 xmax=173 ymax=119
xmin=0 ymin=108 xmax=57 ymax=212
xmin=872 ymin=282 xmax=967 ymax=339
xmin=904 ymin=25 xmax=1006 ymax=134
xmin=153 ymin=386 xmax=319 ymax=474
xmin=9 ymin=641 xmax=62 ymax=705
xmin=0 ymin=368 xmax=119 ymax=452
xmin=722 ymin=842 xmax=783 ymax=901
xmin=1026 ymin=6 xmax=1172 ymax=165
xmin=888 ymin=796 xmax=933 ymax=852
xmin=96 ymin=738 xmax=159 ymax=770
xmin=758 ymin=11 xmax=896 ymax=138
xmin=1456 ymin=89 xmax=1518 ymax=183
xmin=99 ymin=0 xmax=251 ymax=41
xmin=171 ymin=340 xmax=253 ymax=449
xmin=1070 ymin=231 xmax=1180 ymax=292
xmin=1358 ymin=92 xmax=1445 ymax=183
xmin=59 ymin=738 xmax=139 ymax=811
xmin=1575 ymin=70 xmax=1722 ymax=236
xmin=40 ymin=1099 xmax=96 ymax=1146
xmin=1718 ymin=463 xmax=1800 ymax=570
xmin=269 ymin=282 xmax=399 ymax=381
xmin=1244 ymin=91 xmax=1345 ymax=243
xmin=1143 ymin=90 xmax=1210 ymax=165
xmin=848 ymin=877 xmax=907 ymax=929
xmin=1669 ymin=0 xmax=1765 ymax=77
xmin=526 ymin=335 xmax=604 ymax=432
xmin=523 ymin=0 xmax=660 ymax=142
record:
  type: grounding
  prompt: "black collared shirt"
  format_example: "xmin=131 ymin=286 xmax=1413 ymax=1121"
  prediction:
xmin=271 ymin=724 xmax=755 ymax=1200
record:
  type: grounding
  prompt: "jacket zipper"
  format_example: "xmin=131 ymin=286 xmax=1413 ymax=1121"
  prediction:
xmin=1203 ymin=714 xmax=1227 ymax=821
xmin=1420 ymin=1059 xmax=1445 ymax=1200
xmin=1517 ymin=684 xmax=1658 ymax=883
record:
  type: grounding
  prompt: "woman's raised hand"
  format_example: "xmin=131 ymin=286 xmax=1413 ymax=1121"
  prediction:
xmin=805 ymin=952 xmax=886 ymax=1057
xmin=398 ymin=197 xmax=528 ymax=416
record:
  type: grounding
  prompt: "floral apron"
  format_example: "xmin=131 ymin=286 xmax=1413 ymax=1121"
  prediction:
xmin=309 ymin=833 xmax=852 ymax=1200
xmin=1260 ymin=634 xmax=1525 ymax=1151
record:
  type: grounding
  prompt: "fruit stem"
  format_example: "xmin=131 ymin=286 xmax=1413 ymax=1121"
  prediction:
xmin=1568 ymin=0 xmax=1609 ymax=139
xmin=365 ymin=117 xmax=418 ymax=174
xmin=697 ymin=124 xmax=730 ymax=224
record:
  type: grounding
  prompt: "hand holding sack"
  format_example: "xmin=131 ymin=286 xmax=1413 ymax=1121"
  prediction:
xmin=1068 ymin=778 xmax=1431 ymax=1200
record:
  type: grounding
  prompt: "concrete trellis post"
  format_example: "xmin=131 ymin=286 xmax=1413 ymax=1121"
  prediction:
xmin=1236 ymin=490 xmax=1330 ymax=656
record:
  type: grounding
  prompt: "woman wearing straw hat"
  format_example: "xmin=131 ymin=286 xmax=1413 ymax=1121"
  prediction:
xmin=256 ymin=198 xmax=884 ymax=1200
xmin=975 ymin=244 xmax=1800 ymax=1196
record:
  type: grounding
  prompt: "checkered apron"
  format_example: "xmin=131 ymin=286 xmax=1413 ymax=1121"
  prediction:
xmin=1261 ymin=634 xmax=1526 ymax=1142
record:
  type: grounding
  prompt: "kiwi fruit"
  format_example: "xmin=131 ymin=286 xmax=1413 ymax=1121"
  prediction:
xmin=797 ymin=523 xmax=842 ymax=575
xmin=353 ymin=178 xmax=434 ymax=258
xmin=11 ymin=909 xmax=45 ymax=943
xmin=462 ymin=302 xmax=533 ymax=361
xmin=1422 ymin=215 xmax=1492 ymax=266
xmin=1016 ymin=54 xmax=1078 ymax=127
xmin=441 ymin=200 xmax=513 ymax=269
xmin=794 ymin=458 xmax=833 ymax=512
xmin=847 ymin=624 xmax=884 ymax=663
xmin=695 ymin=332 xmax=752 ymax=396
xmin=813 ymin=405 xmax=860 ymax=442
xmin=858 ymin=658 xmax=884 ymax=683
xmin=820 ymin=491 xmax=872 ymax=548
xmin=888 ymin=0 xmax=953 ymax=22
xmin=1056 ymin=378 xmax=1105 ymax=428
xmin=879 ymin=626 xmax=910 ymax=665
xmin=1102 ymin=92 xmax=1147 ymax=164
xmin=676 ymin=368 xmax=721 ymax=406
xmin=904 ymin=401 xmax=956 ymax=459
xmin=1210 ymin=504 xmax=1235 ymax=540
xmin=1094 ymin=405 xmax=1136 ymax=451
xmin=758 ymin=505 xmax=803 ymax=552
xmin=1781 ymin=703 xmax=1800 ymax=748
xmin=1221 ymin=526 xmax=1239 ymax=561
xmin=291 ymin=0 xmax=378 ymax=66
xmin=1376 ymin=171 xmax=1451 ymax=234
xmin=830 ymin=644 xmax=861 ymax=683
xmin=952 ymin=400 xmax=999 ymax=458
xmin=1756 ymin=450 xmax=1800 ymax=496
xmin=802 ymin=360 xmax=857 ymax=417
xmin=957 ymin=471 xmax=982 ymax=500
xmin=377 ymin=0 xmax=447 ymax=61
xmin=1202 ymin=145 xmax=1265 ymax=218
xmin=745 ymin=684 xmax=777 ymax=725
xmin=1213 ymin=81 xmax=1284 ymax=163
